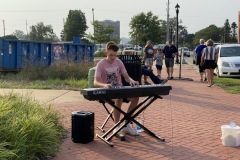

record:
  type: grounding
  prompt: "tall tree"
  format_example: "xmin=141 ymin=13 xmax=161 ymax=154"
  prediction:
xmin=28 ymin=22 xmax=59 ymax=41
xmin=12 ymin=30 xmax=27 ymax=40
xmin=60 ymin=29 xmax=64 ymax=41
xmin=85 ymin=21 xmax=115 ymax=47
xmin=0 ymin=35 xmax=18 ymax=40
xmin=129 ymin=12 xmax=163 ymax=46
xmin=223 ymin=19 xmax=231 ymax=43
xmin=230 ymin=22 xmax=238 ymax=43
xmin=183 ymin=34 xmax=195 ymax=50
xmin=193 ymin=25 xmax=222 ymax=46
xmin=64 ymin=10 xmax=88 ymax=41
xmin=90 ymin=21 xmax=115 ymax=44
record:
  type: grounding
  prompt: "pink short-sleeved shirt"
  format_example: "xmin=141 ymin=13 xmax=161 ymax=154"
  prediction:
xmin=95 ymin=58 xmax=127 ymax=86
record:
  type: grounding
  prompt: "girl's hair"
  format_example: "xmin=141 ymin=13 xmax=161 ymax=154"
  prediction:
xmin=206 ymin=39 xmax=214 ymax=46
xmin=105 ymin=41 xmax=119 ymax=52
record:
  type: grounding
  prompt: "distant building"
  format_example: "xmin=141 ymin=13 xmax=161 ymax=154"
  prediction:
xmin=99 ymin=20 xmax=120 ymax=40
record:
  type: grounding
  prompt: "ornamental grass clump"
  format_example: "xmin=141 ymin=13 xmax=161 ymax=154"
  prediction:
xmin=0 ymin=93 xmax=66 ymax=160
xmin=16 ymin=60 xmax=93 ymax=81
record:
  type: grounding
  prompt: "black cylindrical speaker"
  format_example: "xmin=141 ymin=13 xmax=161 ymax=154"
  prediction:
xmin=71 ymin=111 xmax=94 ymax=143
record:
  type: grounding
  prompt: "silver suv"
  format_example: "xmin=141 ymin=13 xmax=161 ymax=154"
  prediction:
xmin=214 ymin=44 xmax=240 ymax=77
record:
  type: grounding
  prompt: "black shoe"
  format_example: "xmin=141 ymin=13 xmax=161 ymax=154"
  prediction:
xmin=115 ymin=132 xmax=125 ymax=141
xmin=204 ymin=78 xmax=207 ymax=81
xmin=114 ymin=128 xmax=125 ymax=141
xmin=170 ymin=76 xmax=173 ymax=79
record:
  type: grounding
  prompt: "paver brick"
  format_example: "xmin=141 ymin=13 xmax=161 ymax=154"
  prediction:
xmin=53 ymin=63 xmax=240 ymax=160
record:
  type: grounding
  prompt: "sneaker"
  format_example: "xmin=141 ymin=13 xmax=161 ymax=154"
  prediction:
xmin=167 ymin=76 xmax=171 ymax=80
xmin=122 ymin=124 xmax=139 ymax=136
xmin=113 ymin=128 xmax=125 ymax=141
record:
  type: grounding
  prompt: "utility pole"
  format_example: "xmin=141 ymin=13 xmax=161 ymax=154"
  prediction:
xmin=166 ymin=0 xmax=170 ymax=42
xmin=2 ymin=20 xmax=5 ymax=37
xmin=92 ymin=8 xmax=95 ymax=44
xmin=25 ymin=20 xmax=28 ymax=36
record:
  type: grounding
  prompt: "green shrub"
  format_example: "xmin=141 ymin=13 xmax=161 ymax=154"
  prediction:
xmin=94 ymin=51 xmax=106 ymax=57
xmin=0 ymin=93 xmax=66 ymax=160
xmin=15 ymin=61 xmax=94 ymax=81
xmin=0 ymin=142 xmax=16 ymax=160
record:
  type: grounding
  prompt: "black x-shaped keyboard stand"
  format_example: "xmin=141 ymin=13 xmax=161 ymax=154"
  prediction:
xmin=96 ymin=95 xmax=165 ymax=147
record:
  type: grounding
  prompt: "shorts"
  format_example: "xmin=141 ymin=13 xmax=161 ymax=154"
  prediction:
xmin=145 ymin=58 xmax=153 ymax=66
xmin=165 ymin=58 xmax=174 ymax=68
xmin=203 ymin=60 xmax=217 ymax=69
xmin=196 ymin=56 xmax=201 ymax=65
xmin=156 ymin=64 xmax=162 ymax=70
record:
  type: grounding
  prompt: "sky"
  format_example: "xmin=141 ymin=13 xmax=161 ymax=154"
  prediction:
xmin=0 ymin=0 xmax=240 ymax=39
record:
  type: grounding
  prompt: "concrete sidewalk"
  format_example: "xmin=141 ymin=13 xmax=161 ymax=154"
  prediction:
xmin=0 ymin=89 xmax=84 ymax=105
xmin=1 ymin=61 xmax=240 ymax=160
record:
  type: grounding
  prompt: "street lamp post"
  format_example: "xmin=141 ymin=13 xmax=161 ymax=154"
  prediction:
xmin=175 ymin=3 xmax=180 ymax=64
xmin=173 ymin=4 xmax=193 ymax=81
xmin=92 ymin=8 xmax=95 ymax=44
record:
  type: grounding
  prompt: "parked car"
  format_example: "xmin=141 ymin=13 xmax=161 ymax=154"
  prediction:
xmin=178 ymin=47 xmax=190 ymax=57
xmin=153 ymin=44 xmax=165 ymax=50
xmin=122 ymin=47 xmax=137 ymax=55
xmin=214 ymin=44 xmax=240 ymax=77
xmin=94 ymin=48 xmax=105 ymax=56
xmin=133 ymin=45 xmax=142 ymax=51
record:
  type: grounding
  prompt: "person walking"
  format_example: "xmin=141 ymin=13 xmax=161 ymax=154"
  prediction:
xmin=200 ymin=39 xmax=218 ymax=87
xmin=162 ymin=40 xmax=178 ymax=79
xmin=153 ymin=48 xmax=164 ymax=78
xmin=194 ymin=39 xmax=207 ymax=82
xmin=143 ymin=40 xmax=154 ymax=84
xmin=94 ymin=41 xmax=140 ymax=140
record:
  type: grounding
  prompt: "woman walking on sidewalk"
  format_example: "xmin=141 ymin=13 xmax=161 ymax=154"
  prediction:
xmin=200 ymin=39 xmax=218 ymax=87
xmin=143 ymin=40 xmax=154 ymax=84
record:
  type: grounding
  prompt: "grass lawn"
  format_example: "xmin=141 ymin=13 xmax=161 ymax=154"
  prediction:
xmin=214 ymin=77 xmax=240 ymax=94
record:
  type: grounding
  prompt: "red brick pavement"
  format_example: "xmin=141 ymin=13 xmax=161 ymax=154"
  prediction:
xmin=53 ymin=63 xmax=240 ymax=160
